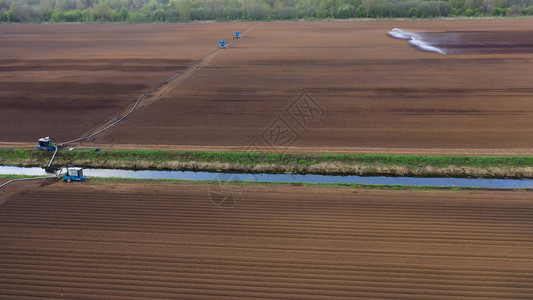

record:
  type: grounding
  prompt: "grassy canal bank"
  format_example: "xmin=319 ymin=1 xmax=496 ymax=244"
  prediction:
xmin=2 ymin=147 xmax=533 ymax=179
xmin=0 ymin=175 xmax=495 ymax=192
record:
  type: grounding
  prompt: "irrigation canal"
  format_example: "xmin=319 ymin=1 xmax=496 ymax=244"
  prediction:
xmin=2 ymin=166 xmax=533 ymax=189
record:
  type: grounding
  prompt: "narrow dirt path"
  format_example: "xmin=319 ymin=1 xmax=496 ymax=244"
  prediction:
xmin=6 ymin=141 xmax=533 ymax=157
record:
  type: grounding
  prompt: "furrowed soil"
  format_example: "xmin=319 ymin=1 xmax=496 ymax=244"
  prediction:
xmin=0 ymin=23 xmax=251 ymax=143
xmin=3 ymin=20 xmax=533 ymax=155
xmin=90 ymin=19 xmax=533 ymax=155
xmin=0 ymin=181 xmax=532 ymax=299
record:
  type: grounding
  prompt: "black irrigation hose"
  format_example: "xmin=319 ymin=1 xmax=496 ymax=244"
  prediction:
xmin=58 ymin=23 xmax=258 ymax=147
xmin=0 ymin=176 xmax=56 ymax=189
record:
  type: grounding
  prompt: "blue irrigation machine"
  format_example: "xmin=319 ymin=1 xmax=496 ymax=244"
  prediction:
xmin=59 ymin=166 xmax=86 ymax=182
xmin=219 ymin=40 xmax=227 ymax=49
xmin=234 ymin=31 xmax=241 ymax=40
xmin=36 ymin=137 xmax=87 ymax=182
xmin=37 ymin=137 xmax=56 ymax=151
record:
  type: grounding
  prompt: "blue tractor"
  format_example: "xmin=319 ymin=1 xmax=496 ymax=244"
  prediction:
xmin=59 ymin=166 xmax=86 ymax=182
xmin=233 ymin=31 xmax=241 ymax=40
xmin=219 ymin=40 xmax=227 ymax=49
xmin=37 ymin=137 xmax=56 ymax=151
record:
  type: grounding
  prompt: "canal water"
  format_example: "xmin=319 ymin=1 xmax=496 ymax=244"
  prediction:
xmin=1 ymin=165 xmax=533 ymax=189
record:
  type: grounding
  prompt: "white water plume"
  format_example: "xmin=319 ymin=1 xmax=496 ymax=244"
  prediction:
xmin=388 ymin=28 xmax=446 ymax=55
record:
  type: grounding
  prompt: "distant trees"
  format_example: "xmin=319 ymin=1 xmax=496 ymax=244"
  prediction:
xmin=337 ymin=4 xmax=356 ymax=18
xmin=1 ymin=0 xmax=533 ymax=23
xmin=118 ymin=6 xmax=129 ymax=19
xmin=93 ymin=2 xmax=111 ymax=21
xmin=8 ymin=1 xmax=36 ymax=21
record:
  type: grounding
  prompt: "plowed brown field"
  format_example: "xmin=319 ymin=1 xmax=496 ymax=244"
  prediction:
xmin=1 ymin=181 xmax=532 ymax=299
xmin=90 ymin=19 xmax=533 ymax=154
xmin=3 ymin=20 xmax=533 ymax=154
xmin=0 ymin=23 xmax=251 ymax=143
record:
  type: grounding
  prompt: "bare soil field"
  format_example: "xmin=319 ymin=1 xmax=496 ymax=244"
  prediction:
xmin=0 ymin=181 xmax=532 ymax=299
xmin=423 ymin=30 xmax=533 ymax=55
xmin=88 ymin=19 xmax=533 ymax=155
xmin=2 ymin=19 xmax=533 ymax=155
xmin=0 ymin=23 xmax=250 ymax=143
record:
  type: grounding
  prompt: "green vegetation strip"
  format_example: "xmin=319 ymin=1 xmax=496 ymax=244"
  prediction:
xmin=2 ymin=0 xmax=532 ymax=23
xmin=2 ymin=147 xmax=533 ymax=179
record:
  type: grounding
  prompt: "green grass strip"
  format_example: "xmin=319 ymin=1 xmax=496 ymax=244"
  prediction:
xmin=2 ymin=147 xmax=533 ymax=178
xmin=2 ymin=147 xmax=533 ymax=167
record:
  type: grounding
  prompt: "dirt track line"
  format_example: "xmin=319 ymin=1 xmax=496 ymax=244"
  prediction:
xmin=2 ymin=247 xmax=529 ymax=275
xmin=1 ymin=253 xmax=528 ymax=279
xmin=3 ymin=260 xmax=530 ymax=287
xmin=3 ymin=269 xmax=532 ymax=299
xmin=1 ymin=276 xmax=528 ymax=300
xmin=2 ymin=237 xmax=531 ymax=261
xmin=2 ymin=223 xmax=530 ymax=243
xmin=3 ymin=210 xmax=531 ymax=228
xmin=60 ymin=23 xmax=259 ymax=147
xmin=7 ymin=141 xmax=533 ymax=156
xmin=2 ymin=222 xmax=530 ymax=243
xmin=3 ymin=210 xmax=531 ymax=230
xmin=2 ymin=268 xmax=531 ymax=297
xmin=4 ymin=208 xmax=531 ymax=228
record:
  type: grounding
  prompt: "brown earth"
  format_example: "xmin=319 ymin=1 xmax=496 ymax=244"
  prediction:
xmin=2 ymin=20 xmax=533 ymax=155
xmin=90 ymin=19 xmax=533 ymax=154
xmin=0 ymin=23 xmax=252 ymax=143
xmin=422 ymin=30 xmax=533 ymax=55
xmin=0 ymin=181 xmax=532 ymax=299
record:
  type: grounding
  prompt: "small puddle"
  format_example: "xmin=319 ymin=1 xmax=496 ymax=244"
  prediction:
xmin=1 ymin=166 xmax=533 ymax=189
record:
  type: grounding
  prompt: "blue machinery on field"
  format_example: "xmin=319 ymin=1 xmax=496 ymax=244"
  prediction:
xmin=36 ymin=136 xmax=97 ymax=176
xmin=58 ymin=166 xmax=86 ymax=182
xmin=37 ymin=137 xmax=56 ymax=151
xmin=222 ymin=30 xmax=241 ymax=47
xmin=37 ymin=137 xmax=59 ymax=168
xmin=3 ymin=28 xmax=254 ymax=190
xmin=219 ymin=40 xmax=227 ymax=49
xmin=0 ymin=166 xmax=87 ymax=189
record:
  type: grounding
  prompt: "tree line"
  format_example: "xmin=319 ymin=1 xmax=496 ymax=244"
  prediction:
xmin=1 ymin=0 xmax=532 ymax=23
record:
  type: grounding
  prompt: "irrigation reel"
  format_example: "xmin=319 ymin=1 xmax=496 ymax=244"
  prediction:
xmin=36 ymin=136 xmax=99 ymax=179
